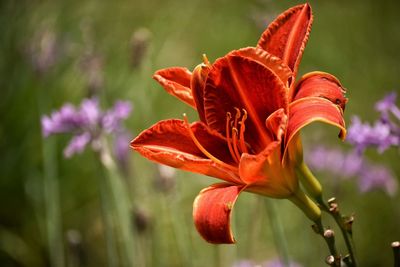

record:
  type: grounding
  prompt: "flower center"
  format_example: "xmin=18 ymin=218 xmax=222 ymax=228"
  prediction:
xmin=226 ymin=108 xmax=249 ymax=163
xmin=183 ymin=114 xmax=238 ymax=172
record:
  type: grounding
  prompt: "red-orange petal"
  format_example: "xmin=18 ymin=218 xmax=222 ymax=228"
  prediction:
xmin=290 ymin=71 xmax=347 ymax=110
xmin=232 ymin=47 xmax=293 ymax=87
xmin=193 ymin=183 xmax=246 ymax=244
xmin=153 ymin=67 xmax=195 ymax=107
xmin=285 ymin=97 xmax=346 ymax=158
xmin=204 ymin=52 xmax=288 ymax=152
xmin=257 ymin=3 xmax=313 ymax=78
xmin=238 ymin=109 xmax=296 ymax=198
xmin=131 ymin=119 xmax=240 ymax=183
xmin=191 ymin=63 xmax=210 ymax=122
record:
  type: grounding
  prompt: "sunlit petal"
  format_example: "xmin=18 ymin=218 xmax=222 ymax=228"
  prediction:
xmin=193 ymin=183 xmax=246 ymax=244
xmin=131 ymin=119 xmax=240 ymax=183
xmin=153 ymin=67 xmax=195 ymax=107
xmin=290 ymin=71 xmax=347 ymax=110
xmin=257 ymin=3 xmax=313 ymax=78
xmin=285 ymin=97 xmax=346 ymax=158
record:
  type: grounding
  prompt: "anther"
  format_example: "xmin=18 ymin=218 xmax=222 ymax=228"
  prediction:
xmin=202 ymin=54 xmax=210 ymax=66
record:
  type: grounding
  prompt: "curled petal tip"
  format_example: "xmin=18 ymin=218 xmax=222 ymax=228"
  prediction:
xmin=193 ymin=183 xmax=245 ymax=244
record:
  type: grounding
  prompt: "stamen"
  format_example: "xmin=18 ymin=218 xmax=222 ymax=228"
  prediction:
xmin=238 ymin=109 xmax=249 ymax=153
xmin=202 ymin=54 xmax=210 ymax=66
xmin=226 ymin=113 xmax=239 ymax=163
xmin=233 ymin=107 xmax=241 ymax=130
xmin=231 ymin=128 xmax=242 ymax=161
xmin=183 ymin=114 xmax=238 ymax=172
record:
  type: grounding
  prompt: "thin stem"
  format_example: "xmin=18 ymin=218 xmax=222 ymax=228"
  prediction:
xmin=318 ymin=199 xmax=357 ymax=267
xmin=38 ymin=87 xmax=65 ymax=267
xmin=97 ymin=144 xmax=137 ymax=267
xmin=392 ymin=241 xmax=400 ymax=267
xmin=42 ymin=137 xmax=65 ymax=267
xmin=96 ymin=160 xmax=119 ymax=267
xmin=265 ymin=199 xmax=290 ymax=267
xmin=297 ymin=162 xmax=358 ymax=267
xmin=288 ymin=188 xmax=321 ymax=223
xmin=313 ymin=221 xmax=340 ymax=267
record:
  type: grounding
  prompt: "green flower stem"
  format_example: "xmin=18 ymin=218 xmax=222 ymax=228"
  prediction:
xmin=288 ymin=188 xmax=321 ymax=223
xmin=323 ymin=201 xmax=357 ymax=267
xmin=313 ymin=221 xmax=341 ymax=267
xmin=96 ymin=143 xmax=137 ymax=267
xmin=392 ymin=241 xmax=400 ymax=267
xmin=96 ymin=160 xmax=119 ymax=267
xmin=42 ymin=137 xmax=65 ymax=267
xmin=296 ymin=162 xmax=358 ymax=267
xmin=37 ymin=82 xmax=65 ymax=267
xmin=265 ymin=199 xmax=290 ymax=267
xmin=295 ymin=162 xmax=322 ymax=200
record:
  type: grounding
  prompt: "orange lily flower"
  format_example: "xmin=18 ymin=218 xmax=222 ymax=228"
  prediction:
xmin=131 ymin=3 xmax=347 ymax=244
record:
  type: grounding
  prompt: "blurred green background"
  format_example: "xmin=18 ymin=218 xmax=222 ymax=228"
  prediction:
xmin=1 ymin=0 xmax=399 ymax=266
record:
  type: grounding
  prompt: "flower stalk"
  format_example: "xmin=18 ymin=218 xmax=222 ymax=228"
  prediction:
xmin=296 ymin=161 xmax=358 ymax=267
xmin=391 ymin=241 xmax=400 ymax=267
xmin=95 ymin=142 xmax=137 ymax=267
xmin=265 ymin=199 xmax=290 ymax=267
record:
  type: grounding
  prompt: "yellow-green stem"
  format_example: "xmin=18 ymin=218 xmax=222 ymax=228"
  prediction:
xmin=288 ymin=189 xmax=321 ymax=222
xmin=295 ymin=161 xmax=322 ymax=201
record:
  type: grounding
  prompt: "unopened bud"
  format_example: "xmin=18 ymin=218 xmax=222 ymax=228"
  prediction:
xmin=344 ymin=215 xmax=355 ymax=232
xmin=328 ymin=197 xmax=336 ymax=204
xmin=325 ymin=255 xmax=335 ymax=265
xmin=392 ymin=241 xmax=400 ymax=248
xmin=133 ymin=207 xmax=151 ymax=233
xmin=130 ymin=28 xmax=152 ymax=68
xmin=155 ymin=164 xmax=176 ymax=193
xmin=324 ymin=229 xmax=335 ymax=238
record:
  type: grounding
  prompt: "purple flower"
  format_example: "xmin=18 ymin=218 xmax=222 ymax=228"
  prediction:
xmin=347 ymin=92 xmax=400 ymax=154
xmin=102 ymin=101 xmax=133 ymax=133
xmin=26 ymin=27 xmax=60 ymax=75
xmin=113 ymin=131 xmax=132 ymax=175
xmin=375 ymin=92 xmax=400 ymax=120
xmin=64 ymin=132 xmax=91 ymax=158
xmin=41 ymin=98 xmax=132 ymax=158
xmin=307 ymin=146 xmax=398 ymax=196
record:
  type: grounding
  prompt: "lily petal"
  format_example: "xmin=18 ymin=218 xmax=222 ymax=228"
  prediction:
xmin=239 ymin=109 xmax=296 ymax=198
xmin=193 ymin=183 xmax=246 ymax=244
xmin=131 ymin=119 xmax=240 ymax=183
xmin=191 ymin=63 xmax=210 ymax=122
xmin=204 ymin=53 xmax=288 ymax=152
xmin=257 ymin=3 xmax=313 ymax=78
xmin=232 ymin=47 xmax=293 ymax=87
xmin=153 ymin=67 xmax=195 ymax=107
xmin=285 ymin=97 xmax=346 ymax=158
xmin=290 ymin=71 xmax=347 ymax=110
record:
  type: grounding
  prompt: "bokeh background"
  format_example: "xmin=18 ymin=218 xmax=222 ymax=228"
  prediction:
xmin=1 ymin=0 xmax=400 ymax=266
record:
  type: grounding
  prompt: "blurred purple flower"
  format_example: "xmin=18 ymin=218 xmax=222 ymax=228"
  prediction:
xmin=375 ymin=92 xmax=400 ymax=120
xmin=347 ymin=92 xmax=400 ymax=154
xmin=102 ymin=101 xmax=133 ymax=133
xmin=41 ymin=98 xmax=132 ymax=159
xmin=307 ymin=146 xmax=397 ymax=196
xmin=232 ymin=259 xmax=302 ymax=267
xmin=113 ymin=131 xmax=132 ymax=175
xmin=26 ymin=27 xmax=61 ymax=75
